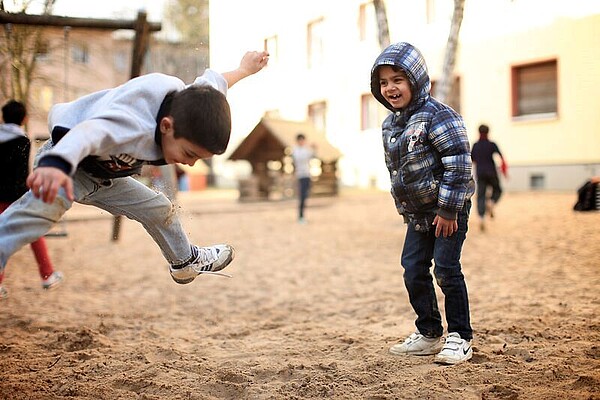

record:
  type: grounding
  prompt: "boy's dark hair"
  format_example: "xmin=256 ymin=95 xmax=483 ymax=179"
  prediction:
xmin=163 ymin=86 xmax=231 ymax=155
xmin=296 ymin=133 xmax=306 ymax=141
xmin=478 ymin=124 xmax=490 ymax=135
xmin=2 ymin=100 xmax=27 ymax=125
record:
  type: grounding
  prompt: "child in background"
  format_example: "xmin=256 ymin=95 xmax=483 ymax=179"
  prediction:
xmin=0 ymin=100 xmax=63 ymax=299
xmin=0 ymin=50 xmax=269 ymax=286
xmin=370 ymin=42 xmax=475 ymax=365
xmin=291 ymin=133 xmax=315 ymax=223
xmin=471 ymin=123 xmax=508 ymax=231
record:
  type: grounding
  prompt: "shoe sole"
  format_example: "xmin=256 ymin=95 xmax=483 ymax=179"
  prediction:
xmin=389 ymin=347 xmax=443 ymax=356
xmin=434 ymin=351 xmax=473 ymax=365
xmin=42 ymin=273 xmax=64 ymax=290
xmin=170 ymin=248 xmax=235 ymax=285
xmin=389 ymin=339 xmax=444 ymax=356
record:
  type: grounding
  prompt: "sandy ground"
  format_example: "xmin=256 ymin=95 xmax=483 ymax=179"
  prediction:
xmin=0 ymin=188 xmax=598 ymax=400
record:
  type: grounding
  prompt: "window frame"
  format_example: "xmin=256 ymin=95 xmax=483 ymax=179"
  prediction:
xmin=307 ymin=18 xmax=325 ymax=69
xmin=511 ymin=59 xmax=558 ymax=120
xmin=308 ymin=101 xmax=327 ymax=133
xmin=71 ymin=42 xmax=90 ymax=64
xmin=360 ymin=93 xmax=389 ymax=131
xmin=263 ymin=35 xmax=279 ymax=64
xmin=358 ymin=2 xmax=376 ymax=42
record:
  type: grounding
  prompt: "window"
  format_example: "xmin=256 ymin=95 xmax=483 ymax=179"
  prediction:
xmin=264 ymin=36 xmax=278 ymax=63
xmin=431 ymin=77 xmax=461 ymax=113
xmin=38 ymin=86 xmax=54 ymax=112
xmin=114 ymin=50 xmax=128 ymax=73
xmin=426 ymin=0 xmax=436 ymax=24
xmin=308 ymin=101 xmax=327 ymax=133
xmin=307 ymin=18 xmax=325 ymax=68
xmin=71 ymin=43 xmax=89 ymax=64
xmin=512 ymin=60 xmax=557 ymax=118
xmin=530 ymin=174 xmax=545 ymax=190
xmin=359 ymin=2 xmax=376 ymax=42
xmin=34 ymin=40 xmax=50 ymax=61
xmin=361 ymin=94 xmax=388 ymax=130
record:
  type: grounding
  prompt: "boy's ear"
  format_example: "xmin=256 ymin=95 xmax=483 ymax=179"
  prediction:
xmin=160 ymin=116 xmax=175 ymax=136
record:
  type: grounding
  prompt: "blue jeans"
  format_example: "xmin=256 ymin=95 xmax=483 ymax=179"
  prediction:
xmin=400 ymin=200 xmax=472 ymax=340
xmin=476 ymin=175 xmax=502 ymax=217
xmin=0 ymin=140 xmax=194 ymax=270
xmin=298 ymin=177 xmax=311 ymax=219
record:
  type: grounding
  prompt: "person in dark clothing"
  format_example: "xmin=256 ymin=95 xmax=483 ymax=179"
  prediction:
xmin=471 ymin=124 xmax=507 ymax=231
xmin=0 ymin=100 xmax=63 ymax=299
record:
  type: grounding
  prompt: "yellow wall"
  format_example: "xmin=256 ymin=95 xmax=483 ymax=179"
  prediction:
xmin=459 ymin=13 xmax=600 ymax=166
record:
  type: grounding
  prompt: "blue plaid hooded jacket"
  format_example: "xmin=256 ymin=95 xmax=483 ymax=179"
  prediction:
xmin=370 ymin=42 xmax=475 ymax=231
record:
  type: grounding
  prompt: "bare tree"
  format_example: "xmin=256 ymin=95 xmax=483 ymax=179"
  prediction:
xmin=434 ymin=0 xmax=465 ymax=103
xmin=0 ymin=0 xmax=56 ymax=105
xmin=163 ymin=0 xmax=208 ymax=45
xmin=372 ymin=0 xmax=390 ymax=49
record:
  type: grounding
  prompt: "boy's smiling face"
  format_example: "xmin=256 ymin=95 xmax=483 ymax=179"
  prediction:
xmin=378 ymin=66 xmax=412 ymax=110
xmin=160 ymin=116 xmax=214 ymax=166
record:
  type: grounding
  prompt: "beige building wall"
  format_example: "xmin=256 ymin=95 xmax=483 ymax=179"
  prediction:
xmin=16 ymin=27 xmax=131 ymax=139
xmin=210 ymin=0 xmax=600 ymax=191
xmin=458 ymin=12 xmax=600 ymax=190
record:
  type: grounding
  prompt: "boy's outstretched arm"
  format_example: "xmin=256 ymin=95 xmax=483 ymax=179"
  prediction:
xmin=222 ymin=51 xmax=269 ymax=88
xmin=27 ymin=167 xmax=74 ymax=204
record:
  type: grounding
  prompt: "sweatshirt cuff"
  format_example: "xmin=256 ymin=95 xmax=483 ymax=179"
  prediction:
xmin=37 ymin=155 xmax=72 ymax=175
xmin=437 ymin=208 xmax=457 ymax=220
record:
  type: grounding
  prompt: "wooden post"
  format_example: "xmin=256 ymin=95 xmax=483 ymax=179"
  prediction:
xmin=111 ymin=10 xmax=151 ymax=241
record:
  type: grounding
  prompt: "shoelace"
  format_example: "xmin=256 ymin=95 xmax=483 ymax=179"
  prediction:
xmin=196 ymin=270 xmax=232 ymax=278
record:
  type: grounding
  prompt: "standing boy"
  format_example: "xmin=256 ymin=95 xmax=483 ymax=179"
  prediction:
xmin=371 ymin=42 xmax=475 ymax=365
xmin=0 ymin=50 xmax=269 ymax=285
xmin=291 ymin=133 xmax=315 ymax=223
xmin=0 ymin=100 xmax=63 ymax=298
xmin=471 ymin=124 xmax=507 ymax=231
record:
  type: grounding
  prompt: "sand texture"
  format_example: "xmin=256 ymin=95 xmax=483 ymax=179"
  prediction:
xmin=0 ymin=189 xmax=598 ymax=399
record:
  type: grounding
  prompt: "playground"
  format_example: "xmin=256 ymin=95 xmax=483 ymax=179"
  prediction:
xmin=0 ymin=189 xmax=598 ymax=399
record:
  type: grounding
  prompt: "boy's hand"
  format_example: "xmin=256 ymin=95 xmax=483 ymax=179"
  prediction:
xmin=27 ymin=167 xmax=74 ymax=204
xmin=433 ymin=215 xmax=458 ymax=238
xmin=222 ymin=51 xmax=269 ymax=88
xmin=239 ymin=50 xmax=269 ymax=76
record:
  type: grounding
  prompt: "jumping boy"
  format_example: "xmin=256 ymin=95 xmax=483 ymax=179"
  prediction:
xmin=370 ymin=42 xmax=475 ymax=365
xmin=0 ymin=50 xmax=269 ymax=285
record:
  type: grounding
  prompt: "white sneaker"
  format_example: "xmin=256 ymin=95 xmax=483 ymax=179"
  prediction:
xmin=169 ymin=245 xmax=235 ymax=284
xmin=434 ymin=332 xmax=473 ymax=365
xmin=42 ymin=271 xmax=64 ymax=290
xmin=389 ymin=332 xmax=444 ymax=356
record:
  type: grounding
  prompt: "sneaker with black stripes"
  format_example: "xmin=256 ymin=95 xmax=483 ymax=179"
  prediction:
xmin=169 ymin=244 xmax=235 ymax=284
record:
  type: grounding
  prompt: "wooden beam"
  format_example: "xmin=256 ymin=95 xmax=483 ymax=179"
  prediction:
xmin=0 ymin=11 xmax=161 ymax=31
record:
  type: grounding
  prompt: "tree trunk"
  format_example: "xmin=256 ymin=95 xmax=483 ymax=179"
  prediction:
xmin=372 ymin=0 xmax=390 ymax=49
xmin=435 ymin=0 xmax=465 ymax=103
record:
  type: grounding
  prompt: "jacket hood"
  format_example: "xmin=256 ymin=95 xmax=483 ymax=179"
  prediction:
xmin=370 ymin=42 xmax=431 ymax=114
xmin=0 ymin=123 xmax=27 ymax=144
